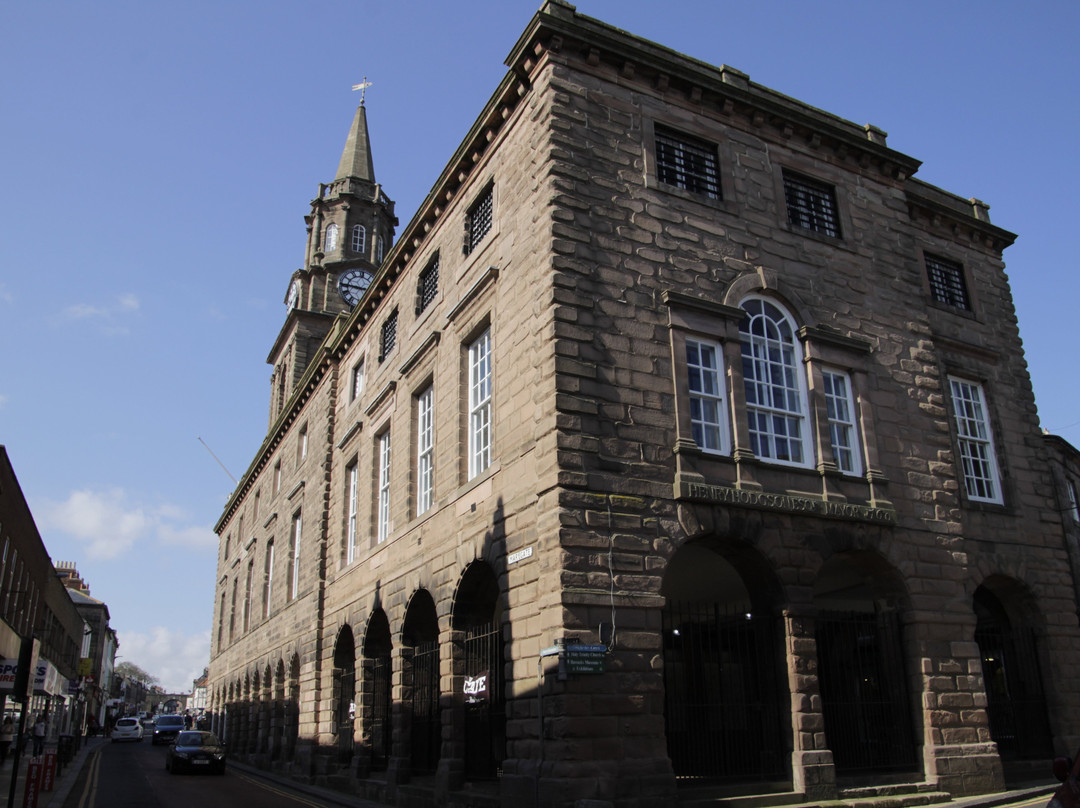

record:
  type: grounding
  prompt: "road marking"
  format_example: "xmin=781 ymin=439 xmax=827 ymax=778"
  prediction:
xmin=75 ymin=746 xmax=102 ymax=808
xmin=233 ymin=769 xmax=327 ymax=807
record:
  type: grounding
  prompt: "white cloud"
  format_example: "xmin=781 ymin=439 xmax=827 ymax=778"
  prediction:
xmin=117 ymin=627 xmax=210 ymax=695
xmin=56 ymin=293 xmax=141 ymax=334
xmin=37 ymin=488 xmax=215 ymax=560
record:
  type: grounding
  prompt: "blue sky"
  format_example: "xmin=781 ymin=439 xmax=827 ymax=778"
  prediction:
xmin=2 ymin=0 xmax=1077 ymax=693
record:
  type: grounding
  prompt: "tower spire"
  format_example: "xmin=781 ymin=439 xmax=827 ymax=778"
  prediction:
xmin=335 ymin=95 xmax=376 ymax=183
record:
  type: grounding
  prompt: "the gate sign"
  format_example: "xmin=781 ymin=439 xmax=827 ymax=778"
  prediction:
xmin=464 ymin=670 xmax=488 ymax=703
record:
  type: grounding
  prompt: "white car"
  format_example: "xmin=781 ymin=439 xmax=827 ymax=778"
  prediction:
xmin=111 ymin=717 xmax=143 ymax=743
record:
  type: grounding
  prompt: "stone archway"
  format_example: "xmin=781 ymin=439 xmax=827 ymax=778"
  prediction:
xmin=452 ymin=561 xmax=505 ymax=781
xmin=362 ymin=609 xmax=393 ymax=772
xmin=402 ymin=589 xmax=441 ymax=776
xmin=661 ymin=541 xmax=789 ymax=783
xmin=812 ymin=550 xmax=918 ymax=777
xmin=974 ymin=579 xmax=1053 ymax=769
xmin=333 ymin=625 xmax=357 ymax=763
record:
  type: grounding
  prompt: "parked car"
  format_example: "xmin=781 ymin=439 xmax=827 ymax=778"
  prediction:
xmin=164 ymin=731 xmax=226 ymax=775
xmin=110 ymin=717 xmax=143 ymax=743
xmin=1049 ymin=752 xmax=1080 ymax=808
xmin=151 ymin=714 xmax=185 ymax=745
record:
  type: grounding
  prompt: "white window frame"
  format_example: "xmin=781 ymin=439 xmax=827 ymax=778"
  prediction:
xmin=289 ymin=512 xmax=302 ymax=600
xmin=263 ymin=540 xmax=274 ymax=619
xmin=376 ymin=235 xmax=385 ymax=264
xmin=948 ymin=376 xmax=1004 ymax=504
xmin=468 ymin=330 xmax=492 ymax=479
xmin=298 ymin=424 xmax=308 ymax=463
xmin=351 ymin=361 xmax=365 ymax=402
xmin=821 ymin=369 xmax=861 ymax=476
xmin=685 ymin=338 xmax=728 ymax=454
xmin=417 ymin=387 xmax=434 ymax=515
xmin=739 ymin=297 xmax=811 ymax=467
xmin=325 ymin=223 xmax=339 ymax=252
xmin=377 ymin=431 xmax=392 ymax=543
xmin=243 ymin=559 xmax=254 ymax=633
xmin=346 ymin=463 xmax=359 ymax=563
xmin=351 ymin=224 xmax=366 ymax=254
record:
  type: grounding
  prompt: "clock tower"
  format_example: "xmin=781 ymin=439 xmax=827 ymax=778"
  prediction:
xmin=267 ymin=100 xmax=397 ymax=426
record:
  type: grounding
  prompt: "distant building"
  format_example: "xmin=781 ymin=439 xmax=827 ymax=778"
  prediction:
xmin=0 ymin=447 xmax=85 ymax=740
xmin=191 ymin=668 xmax=208 ymax=714
xmin=206 ymin=3 xmax=1080 ymax=807
xmin=56 ymin=561 xmax=119 ymax=730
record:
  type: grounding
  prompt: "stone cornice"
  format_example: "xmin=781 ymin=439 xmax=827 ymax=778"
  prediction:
xmin=510 ymin=1 xmax=922 ymax=183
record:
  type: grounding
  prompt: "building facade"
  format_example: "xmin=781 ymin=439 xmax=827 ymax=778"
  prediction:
xmin=206 ymin=3 xmax=1080 ymax=806
xmin=0 ymin=448 xmax=85 ymax=742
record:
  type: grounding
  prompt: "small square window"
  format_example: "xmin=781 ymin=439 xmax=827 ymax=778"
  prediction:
xmin=784 ymin=172 xmax=841 ymax=238
xmin=380 ymin=310 xmax=398 ymax=361
xmin=925 ymin=254 xmax=971 ymax=310
xmin=418 ymin=255 xmax=439 ymax=314
xmin=465 ymin=184 xmax=494 ymax=255
xmin=655 ymin=125 xmax=720 ymax=199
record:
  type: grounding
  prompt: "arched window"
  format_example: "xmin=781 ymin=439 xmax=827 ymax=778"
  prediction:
xmin=325 ymin=223 xmax=339 ymax=252
xmin=739 ymin=297 xmax=810 ymax=466
xmin=376 ymin=235 xmax=385 ymax=264
xmin=351 ymin=224 xmax=366 ymax=254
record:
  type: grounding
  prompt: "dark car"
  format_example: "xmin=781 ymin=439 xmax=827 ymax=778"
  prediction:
xmin=1050 ymin=752 xmax=1080 ymax=808
xmin=164 ymin=731 xmax=226 ymax=775
xmin=151 ymin=714 xmax=185 ymax=745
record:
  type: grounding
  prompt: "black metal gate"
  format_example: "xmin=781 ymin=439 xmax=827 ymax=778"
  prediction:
xmin=662 ymin=601 xmax=786 ymax=782
xmin=368 ymin=653 xmax=392 ymax=771
xmin=975 ymin=622 xmax=1053 ymax=761
xmin=409 ymin=639 xmax=441 ymax=774
xmin=815 ymin=609 xmax=918 ymax=775
xmin=463 ymin=619 xmax=505 ymax=780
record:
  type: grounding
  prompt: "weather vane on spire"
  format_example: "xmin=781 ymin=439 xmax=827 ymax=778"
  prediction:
xmin=352 ymin=77 xmax=373 ymax=105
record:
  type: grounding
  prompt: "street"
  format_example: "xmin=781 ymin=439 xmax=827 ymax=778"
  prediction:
xmin=59 ymin=740 xmax=337 ymax=808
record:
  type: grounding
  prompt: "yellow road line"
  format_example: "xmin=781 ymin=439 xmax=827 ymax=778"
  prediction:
xmin=233 ymin=769 xmax=327 ymax=808
xmin=75 ymin=746 xmax=102 ymax=808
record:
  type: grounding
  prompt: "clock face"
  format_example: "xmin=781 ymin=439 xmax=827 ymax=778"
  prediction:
xmin=337 ymin=268 xmax=373 ymax=307
xmin=286 ymin=280 xmax=300 ymax=310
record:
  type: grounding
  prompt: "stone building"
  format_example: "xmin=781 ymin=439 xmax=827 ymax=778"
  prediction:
xmin=205 ymin=2 xmax=1080 ymax=806
xmin=0 ymin=448 xmax=85 ymax=740
xmin=56 ymin=562 xmax=119 ymax=731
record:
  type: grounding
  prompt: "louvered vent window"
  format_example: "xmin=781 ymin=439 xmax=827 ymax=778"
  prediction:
xmin=465 ymin=184 xmax=494 ymax=255
xmin=418 ymin=255 xmax=439 ymax=313
xmin=926 ymin=254 xmax=971 ymax=310
xmin=784 ymin=172 xmax=841 ymax=238
xmin=655 ymin=125 xmax=720 ymax=199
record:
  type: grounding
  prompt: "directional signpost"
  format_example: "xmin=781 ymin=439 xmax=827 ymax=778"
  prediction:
xmin=563 ymin=643 xmax=607 ymax=675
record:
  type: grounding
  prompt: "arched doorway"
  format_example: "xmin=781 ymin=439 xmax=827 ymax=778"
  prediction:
xmin=453 ymin=561 xmax=505 ymax=781
xmin=974 ymin=581 xmax=1053 ymax=768
xmin=402 ymin=589 xmax=441 ymax=775
xmin=333 ymin=625 xmax=357 ymax=763
xmin=362 ymin=610 xmax=393 ymax=772
xmin=813 ymin=552 xmax=918 ymax=776
xmin=661 ymin=542 xmax=789 ymax=782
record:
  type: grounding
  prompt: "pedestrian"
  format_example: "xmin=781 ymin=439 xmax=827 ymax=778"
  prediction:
xmin=0 ymin=716 xmax=13 ymax=764
xmin=32 ymin=715 xmax=45 ymax=757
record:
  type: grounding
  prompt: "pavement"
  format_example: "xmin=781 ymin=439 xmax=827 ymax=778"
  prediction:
xmin=0 ymin=735 xmax=108 ymax=808
xmin=0 ymin=736 xmax=1060 ymax=808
